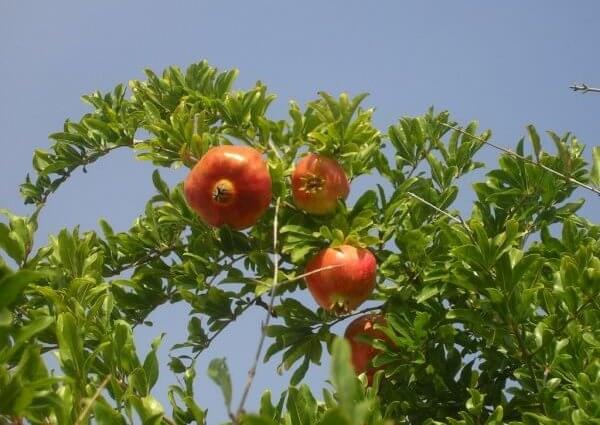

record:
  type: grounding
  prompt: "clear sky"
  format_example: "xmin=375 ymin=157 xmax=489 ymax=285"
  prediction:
xmin=2 ymin=1 xmax=599 ymax=423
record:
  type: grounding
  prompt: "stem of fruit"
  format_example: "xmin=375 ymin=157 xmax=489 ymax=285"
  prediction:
xmin=234 ymin=198 xmax=281 ymax=422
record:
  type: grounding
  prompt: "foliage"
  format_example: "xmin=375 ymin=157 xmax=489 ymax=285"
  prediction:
xmin=1 ymin=60 xmax=599 ymax=424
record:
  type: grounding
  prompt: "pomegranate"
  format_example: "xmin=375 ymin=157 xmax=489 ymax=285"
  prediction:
xmin=291 ymin=153 xmax=349 ymax=215
xmin=345 ymin=313 xmax=388 ymax=384
xmin=184 ymin=145 xmax=272 ymax=230
xmin=305 ymin=245 xmax=376 ymax=314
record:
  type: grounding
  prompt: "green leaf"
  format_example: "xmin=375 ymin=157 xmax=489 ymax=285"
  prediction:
xmin=527 ymin=124 xmax=542 ymax=161
xmin=466 ymin=388 xmax=484 ymax=415
xmin=330 ymin=338 xmax=361 ymax=412
xmin=151 ymin=170 xmax=170 ymax=198
xmin=0 ymin=308 xmax=11 ymax=328
xmin=290 ymin=356 xmax=310 ymax=386
xmin=286 ymin=385 xmax=318 ymax=425
xmin=130 ymin=395 xmax=165 ymax=425
xmin=0 ymin=223 xmax=25 ymax=263
xmin=485 ymin=405 xmax=503 ymax=424
xmin=350 ymin=190 xmax=378 ymax=220
xmin=416 ymin=285 xmax=439 ymax=303
xmin=0 ymin=270 xmax=44 ymax=310
xmin=207 ymin=358 xmax=233 ymax=410
xmin=56 ymin=312 xmax=83 ymax=374
xmin=10 ymin=316 xmax=54 ymax=355
xmin=591 ymin=146 xmax=600 ymax=187
xmin=242 ymin=415 xmax=278 ymax=425
xmin=143 ymin=333 xmax=164 ymax=392
xmin=318 ymin=409 xmax=351 ymax=425
xmin=94 ymin=399 xmax=128 ymax=425
xmin=168 ymin=357 xmax=186 ymax=374
xmin=534 ymin=322 xmax=546 ymax=348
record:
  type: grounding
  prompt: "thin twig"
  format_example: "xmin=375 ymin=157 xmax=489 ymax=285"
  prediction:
xmin=255 ymin=296 xmax=277 ymax=317
xmin=442 ymin=123 xmax=600 ymax=196
xmin=193 ymin=113 xmax=200 ymax=136
xmin=108 ymin=244 xmax=180 ymax=276
xmin=191 ymin=264 xmax=346 ymax=361
xmin=405 ymin=191 xmax=477 ymax=246
xmin=74 ymin=374 xmax=112 ymax=425
xmin=246 ymin=264 xmax=343 ymax=288
xmin=234 ymin=198 xmax=281 ymax=422
xmin=313 ymin=304 xmax=384 ymax=330
xmin=570 ymin=83 xmax=600 ymax=93
xmin=406 ymin=191 xmax=463 ymax=224
xmin=162 ymin=416 xmax=177 ymax=425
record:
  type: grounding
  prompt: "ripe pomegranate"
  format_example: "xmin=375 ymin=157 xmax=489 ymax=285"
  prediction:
xmin=184 ymin=145 xmax=272 ymax=230
xmin=305 ymin=245 xmax=376 ymax=314
xmin=345 ymin=313 xmax=388 ymax=384
xmin=291 ymin=153 xmax=349 ymax=215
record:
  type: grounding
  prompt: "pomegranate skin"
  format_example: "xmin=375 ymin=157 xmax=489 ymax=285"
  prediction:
xmin=305 ymin=245 xmax=376 ymax=314
xmin=291 ymin=153 xmax=349 ymax=215
xmin=184 ymin=145 xmax=272 ymax=230
xmin=345 ymin=313 xmax=388 ymax=385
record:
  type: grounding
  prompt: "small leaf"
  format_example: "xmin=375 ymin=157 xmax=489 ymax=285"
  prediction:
xmin=151 ymin=170 xmax=170 ymax=198
xmin=130 ymin=395 xmax=165 ymax=425
xmin=317 ymin=409 xmax=351 ymax=425
xmin=56 ymin=312 xmax=83 ymax=374
xmin=143 ymin=333 xmax=164 ymax=391
xmin=208 ymin=358 xmax=233 ymax=410
xmin=466 ymin=388 xmax=484 ymax=415
xmin=527 ymin=124 xmax=542 ymax=161
xmin=591 ymin=146 xmax=600 ymax=188
xmin=0 ymin=223 xmax=25 ymax=263
xmin=486 ymin=405 xmax=503 ymax=424
xmin=9 ymin=316 xmax=54 ymax=357
xmin=330 ymin=338 xmax=361 ymax=411
xmin=94 ymin=399 xmax=127 ymax=425
xmin=290 ymin=356 xmax=310 ymax=385
xmin=416 ymin=285 xmax=439 ymax=303
xmin=534 ymin=322 xmax=546 ymax=348
xmin=242 ymin=415 xmax=278 ymax=425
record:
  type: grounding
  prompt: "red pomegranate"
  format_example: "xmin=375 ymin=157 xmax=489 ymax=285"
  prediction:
xmin=345 ymin=313 xmax=388 ymax=385
xmin=184 ymin=145 xmax=272 ymax=230
xmin=291 ymin=153 xmax=349 ymax=215
xmin=305 ymin=245 xmax=377 ymax=314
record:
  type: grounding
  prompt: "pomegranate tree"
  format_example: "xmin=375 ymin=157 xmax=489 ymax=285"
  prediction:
xmin=5 ymin=60 xmax=599 ymax=425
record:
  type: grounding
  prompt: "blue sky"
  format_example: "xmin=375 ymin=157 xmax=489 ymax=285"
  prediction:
xmin=2 ymin=1 xmax=599 ymax=423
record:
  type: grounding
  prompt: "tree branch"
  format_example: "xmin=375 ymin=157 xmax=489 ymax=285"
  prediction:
xmin=107 ymin=243 xmax=181 ymax=276
xmin=570 ymin=83 xmax=600 ymax=93
xmin=74 ymin=374 xmax=112 ymax=425
xmin=442 ymin=123 xmax=600 ymax=196
xmin=313 ymin=304 xmax=383 ymax=330
xmin=234 ymin=198 xmax=281 ymax=422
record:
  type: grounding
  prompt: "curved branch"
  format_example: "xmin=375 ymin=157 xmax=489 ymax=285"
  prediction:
xmin=28 ymin=142 xmax=137 ymax=223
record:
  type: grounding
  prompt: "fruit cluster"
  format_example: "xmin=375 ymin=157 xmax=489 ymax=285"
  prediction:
xmin=184 ymin=145 xmax=388 ymax=383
